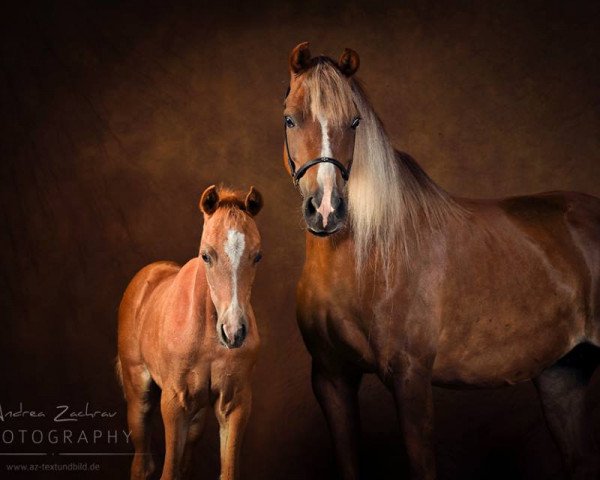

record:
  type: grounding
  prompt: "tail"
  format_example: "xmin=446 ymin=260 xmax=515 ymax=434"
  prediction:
xmin=114 ymin=356 xmax=124 ymax=395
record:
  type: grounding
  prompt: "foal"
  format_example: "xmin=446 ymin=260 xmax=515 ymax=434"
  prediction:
xmin=117 ymin=185 xmax=263 ymax=480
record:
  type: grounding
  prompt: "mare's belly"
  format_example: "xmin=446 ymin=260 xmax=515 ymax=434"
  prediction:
xmin=432 ymin=310 xmax=582 ymax=387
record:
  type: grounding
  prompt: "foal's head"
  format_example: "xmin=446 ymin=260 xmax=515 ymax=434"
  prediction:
xmin=198 ymin=185 xmax=263 ymax=349
xmin=284 ymin=42 xmax=360 ymax=236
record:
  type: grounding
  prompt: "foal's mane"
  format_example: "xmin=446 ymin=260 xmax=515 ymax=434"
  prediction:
xmin=301 ymin=58 xmax=464 ymax=278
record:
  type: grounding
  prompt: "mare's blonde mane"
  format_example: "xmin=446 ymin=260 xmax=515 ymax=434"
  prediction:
xmin=302 ymin=59 xmax=463 ymax=279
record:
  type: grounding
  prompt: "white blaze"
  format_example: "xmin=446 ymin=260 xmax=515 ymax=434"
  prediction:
xmin=316 ymin=117 xmax=336 ymax=227
xmin=224 ymin=229 xmax=245 ymax=314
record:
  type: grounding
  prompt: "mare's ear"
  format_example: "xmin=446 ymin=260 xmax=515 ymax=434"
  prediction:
xmin=289 ymin=42 xmax=311 ymax=75
xmin=244 ymin=186 xmax=263 ymax=217
xmin=338 ymin=48 xmax=360 ymax=77
xmin=199 ymin=185 xmax=219 ymax=216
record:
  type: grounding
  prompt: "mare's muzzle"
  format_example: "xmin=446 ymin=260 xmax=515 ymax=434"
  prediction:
xmin=303 ymin=188 xmax=347 ymax=235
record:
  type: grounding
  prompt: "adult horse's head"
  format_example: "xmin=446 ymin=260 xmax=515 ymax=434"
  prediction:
xmin=284 ymin=42 xmax=361 ymax=236
xmin=199 ymin=185 xmax=263 ymax=348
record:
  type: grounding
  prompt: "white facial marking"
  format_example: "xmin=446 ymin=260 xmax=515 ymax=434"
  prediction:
xmin=320 ymin=117 xmax=332 ymax=158
xmin=224 ymin=229 xmax=246 ymax=314
xmin=316 ymin=117 xmax=335 ymax=227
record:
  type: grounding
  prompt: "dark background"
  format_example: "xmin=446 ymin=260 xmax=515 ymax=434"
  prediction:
xmin=1 ymin=1 xmax=599 ymax=478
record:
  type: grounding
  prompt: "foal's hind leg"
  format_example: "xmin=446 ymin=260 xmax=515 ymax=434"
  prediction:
xmin=122 ymin=363 xmax=159 ymax=480
xmin=533 ymin=344 xmax=600 ymax=480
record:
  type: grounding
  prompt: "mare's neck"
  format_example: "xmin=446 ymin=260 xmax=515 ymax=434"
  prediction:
xmin=304 ymin=228 xmax=354 ymax=264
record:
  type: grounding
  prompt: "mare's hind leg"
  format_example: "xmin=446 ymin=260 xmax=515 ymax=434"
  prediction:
xmin=122 ymin=363 xmax=160 ymax=480
xmin=533 ymin=344 xmax=600 ymax=480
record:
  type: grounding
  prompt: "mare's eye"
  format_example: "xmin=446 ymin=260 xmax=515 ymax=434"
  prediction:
xmin=253 ymin=253 xmax=263 ymax=264
xmin=201 ymin=252 xmax=211 ymax=265
xmin=284 ymin=116 xmax=296 ymax=128
xmin=350 ymin=117 xmax=361 ymax=129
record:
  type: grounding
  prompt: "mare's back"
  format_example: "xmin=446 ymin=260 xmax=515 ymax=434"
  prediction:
xmin=449 ymin=191 xmax=600 ymax=319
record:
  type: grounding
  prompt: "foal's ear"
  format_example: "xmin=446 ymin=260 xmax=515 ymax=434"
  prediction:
xmin=338 ymin=48 xmax=360 ymax=77
xmin=289 ymin=42 xmax=311 ymax=75
xmin=199 ymin=185 xmax=219 ymax=215
xmin=244 ymin=186 xmax=263 ymax=217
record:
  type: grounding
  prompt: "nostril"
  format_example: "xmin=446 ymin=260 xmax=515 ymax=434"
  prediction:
xmin=237 ymin=324 xmax=247 ymax=342
xmin=305 ymin=197 xmax=317 ymax=215
xmin=331 ymin=194 xmax=341 ymax=210
xmin=220 ymin=324 xmax=228 ymax=344
xmin=335 ymin=196 xmax=346 ymax=216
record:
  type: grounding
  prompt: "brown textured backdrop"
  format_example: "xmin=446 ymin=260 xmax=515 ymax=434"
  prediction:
xmin=1 ymin=1 xmax=599 ymax=479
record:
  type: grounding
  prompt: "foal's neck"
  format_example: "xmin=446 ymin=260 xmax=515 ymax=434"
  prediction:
xmin=185 ymin=258 xmax=216 ymax=331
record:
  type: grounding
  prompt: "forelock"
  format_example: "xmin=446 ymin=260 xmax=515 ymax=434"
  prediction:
xmin=302 ymin=58 xmax=357 ymax=127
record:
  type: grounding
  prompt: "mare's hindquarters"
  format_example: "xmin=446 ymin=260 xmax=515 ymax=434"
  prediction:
xmin=534 ymin=192 xmax=600 ymax=479
xmin=565 ymin=192 xmax=600 ymax=347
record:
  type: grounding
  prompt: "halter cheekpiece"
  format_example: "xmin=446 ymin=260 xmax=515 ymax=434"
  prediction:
xmin=284 ymin=86 xmax=354 ymax=187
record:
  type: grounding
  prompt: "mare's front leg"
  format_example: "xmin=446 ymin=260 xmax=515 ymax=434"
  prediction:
xmin=160 ymin=388 xmax=191 ymax=480
xmin=312 ymin=359 xmax=363 ymax=480
xmin=214 ymin=385 xmax=252 ymax=480
xmin=382 ymin=358 xmax=436 ymax=480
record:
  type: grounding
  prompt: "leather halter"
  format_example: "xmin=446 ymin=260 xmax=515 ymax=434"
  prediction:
xmin=284 ymin=86 xmax=354 ymax=187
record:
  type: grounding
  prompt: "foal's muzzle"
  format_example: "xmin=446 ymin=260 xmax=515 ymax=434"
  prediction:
xmin=220 ymin=321 xmax=247 ymax=349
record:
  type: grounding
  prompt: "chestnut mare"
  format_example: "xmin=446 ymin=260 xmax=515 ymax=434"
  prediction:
xmin=117 ymin=185 xmax=263 ymax=480
xmin=283 ymin=42 xmax=600 ymax=480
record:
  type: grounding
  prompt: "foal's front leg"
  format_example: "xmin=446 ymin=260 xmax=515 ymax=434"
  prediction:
xmin=181 ymin=407 xmax=208 ymax=479
xmin=160 ymin=389 xmax=191 ymax=480
xmin=214 ymin=386 xmax=252 ymax=480
xmin=383 ymin=361 xmax=436 ymax=480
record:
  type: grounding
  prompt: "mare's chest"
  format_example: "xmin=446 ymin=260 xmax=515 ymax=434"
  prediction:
xmin=296 ymin=246 xmax=448 ymax=370
xmin=296 ymin=266 xmax=389 ymax=370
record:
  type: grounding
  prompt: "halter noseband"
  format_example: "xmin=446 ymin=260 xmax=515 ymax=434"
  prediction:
xmin=284 ymin=86 xmax=354 ymax=187
xmin=284 ymin=124 xmax=351 ymax=186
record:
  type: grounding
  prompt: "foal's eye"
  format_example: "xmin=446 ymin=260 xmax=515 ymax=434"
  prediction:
xmin=284 ymin=116 xmax=296 ymax=128
xmin=253 ymin=253 xmax=263 ymax=264
xmin=350 ymin=117 xmax=361 ymax=129
xmin=201 ymin=253 xmax=211 ymax=265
